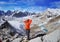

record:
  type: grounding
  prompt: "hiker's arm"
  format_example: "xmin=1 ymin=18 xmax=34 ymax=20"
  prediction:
xmin=29 ymin=19 xmax=32 ymax=24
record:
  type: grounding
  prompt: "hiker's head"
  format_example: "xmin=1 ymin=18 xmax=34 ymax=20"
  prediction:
xmin=27 ymin=19 xmax=29 ymax=21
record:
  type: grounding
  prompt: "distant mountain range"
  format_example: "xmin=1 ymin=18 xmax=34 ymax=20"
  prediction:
xmin=0 ymin=10 xmax=5 ymax=16
xmin=0 ymin=10 xmax=36 ymax=17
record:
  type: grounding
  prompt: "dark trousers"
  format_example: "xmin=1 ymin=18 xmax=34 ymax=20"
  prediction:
xmin=26 ymin=30 xmax=30 ymax=40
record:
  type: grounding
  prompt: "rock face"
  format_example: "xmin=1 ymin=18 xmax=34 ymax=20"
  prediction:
xmin=12 ymin=38 xmax=22 ymax=42
xmin=29 ymin=29 xmax=60 ymax=42
xmin=43 ymin=29 xmax=60 ymax=42
xmin=29 ymin=37 xmax=42 ymax=42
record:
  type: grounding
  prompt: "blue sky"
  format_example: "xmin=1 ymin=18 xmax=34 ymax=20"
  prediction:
xmin=0 ymin=0 xmax=60 ymax=12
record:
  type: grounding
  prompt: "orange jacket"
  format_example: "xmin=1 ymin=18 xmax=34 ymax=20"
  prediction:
xmin=24 ymin=19 xmax=32 ymax=30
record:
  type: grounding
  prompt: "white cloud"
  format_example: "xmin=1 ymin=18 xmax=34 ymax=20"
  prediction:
xmin=0 ymin=1 xmax=6 ymax=4
xmin=50 ymin=1 xmax=60 ymax=8
xmin=0 ymin=7 xmax=2 ymax=8
xmin=21 ymin=6 xmax=46 ymax=13
xmin=0 ymin=7 xmax=2 ymax=9
xmin=0 ymin=1 xmax=17 ymax=4
xmin=16 ymin=0 xmax=36 ymax=6
xmin=5 ymin=6 xmax=46 ymax=13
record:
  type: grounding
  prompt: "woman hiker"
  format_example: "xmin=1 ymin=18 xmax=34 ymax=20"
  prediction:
xmin=24 ymin=19 xmax=32 ymax=40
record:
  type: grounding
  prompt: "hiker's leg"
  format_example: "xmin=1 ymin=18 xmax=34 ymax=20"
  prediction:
xmin=26 ymin=30 xmax=28 ymax=40
xmin=26 ymin=30 xmax=30 ymax=40
xmin=28 ymin=30 xmax=30 ymax=40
